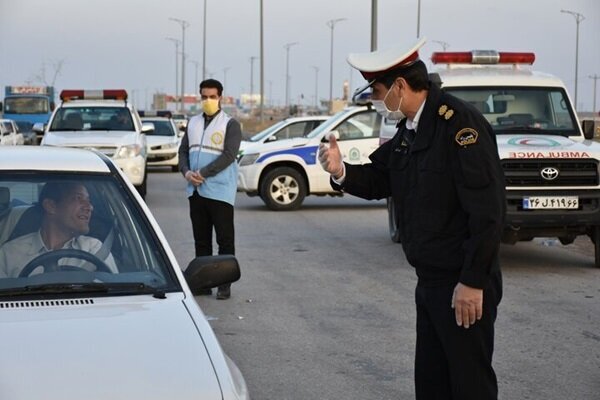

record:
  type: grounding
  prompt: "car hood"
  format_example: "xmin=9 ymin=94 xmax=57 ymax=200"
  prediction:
xmin=243 ymin=137 xmax=313 ymax=155
xmin=43 ymin=131 xmax=139 ymax=147
xmin=0 ymin=294 xmax=222 ymax=400
xmin=497 ymin=134 xmax=598 ymax=159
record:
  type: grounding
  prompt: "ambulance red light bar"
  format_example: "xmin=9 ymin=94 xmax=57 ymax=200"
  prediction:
xmin=60 ymin=89 xmax=128 ymax=101
xmin=431 ymin=51 xmax=535 ymax=65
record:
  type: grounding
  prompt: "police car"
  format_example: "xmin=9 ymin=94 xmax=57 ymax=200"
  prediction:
xmin=385 ymin=50 xmax=600 ymax=266
xmin=238 ymin=106 xmax=381 ymax=210
xmin=38 ymin=90 xmax=150 ymax=198
xmin=0 ymin=119 xmax=25 ymax=146
xmin=0 ymin=146 xmax=248 ymax=400
xmin=139 ymin=110 xmax=181 ymax=172
xmin=239 ymin=115 xmax=329 ymax=154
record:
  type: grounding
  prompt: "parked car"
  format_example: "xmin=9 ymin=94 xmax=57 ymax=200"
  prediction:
xmin=0 ymin=119 xmax=25 ymax=146
xmin=238 ymin=106 xmax=381 ymax=210
xmin=239 ymin=116 xmax=329 ymax=154
xmin=14 ymin=120 xmax=37 ymax=145
xmin=0 ymin=146 xmax=249 ymax=400
xmin=39 ymin=89 xmax=150 ymax=198
xmin=139 ymin=110 xmax=181 ymax=172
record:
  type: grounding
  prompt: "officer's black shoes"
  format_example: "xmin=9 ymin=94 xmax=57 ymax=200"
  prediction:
xmin=194 ymin=288 xmax=213 ymax=296
xmin=216 ymin=285 xmax=231 ymax=300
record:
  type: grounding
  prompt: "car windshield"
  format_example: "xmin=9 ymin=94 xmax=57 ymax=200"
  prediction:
xmin=444 ymin=87 xmax=578 ymax=136
xmin=306 ymin=109 xmax=352 ymax=138
xmin=4 ymin=97 xmax=49 ymax=114
xmin=15 ymin=121 xmax=33 ymax=133
xmin=49 ymin=107 xmax=135 ymax=132
xmin=0 ymin=173 xmax=180 ymax=296
xmin=142 ymin=119 xmax=176 ymax=136
xmin=249 ymin=120 xmax=287 ymax=142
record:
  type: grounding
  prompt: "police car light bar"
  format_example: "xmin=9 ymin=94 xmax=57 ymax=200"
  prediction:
xmin=60 ymin=89 xmax=128 ymax=101
xmin=431 ymin=51 xmax=535 ymax=65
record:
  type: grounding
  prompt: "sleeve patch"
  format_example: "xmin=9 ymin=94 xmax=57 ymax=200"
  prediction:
xmin=455 ymin=128 xmax=479 ymax=147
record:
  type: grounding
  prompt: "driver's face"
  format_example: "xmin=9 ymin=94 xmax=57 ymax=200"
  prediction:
xmin=55 ymin=185 xmax=93 ymax=236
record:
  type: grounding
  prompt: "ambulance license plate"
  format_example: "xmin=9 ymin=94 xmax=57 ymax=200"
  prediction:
xmin=523 ymin=196 xmax=579 ymax=210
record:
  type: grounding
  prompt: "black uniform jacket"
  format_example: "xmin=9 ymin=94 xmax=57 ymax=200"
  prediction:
xmin=332 ymin=84 xmax=506 ymax=288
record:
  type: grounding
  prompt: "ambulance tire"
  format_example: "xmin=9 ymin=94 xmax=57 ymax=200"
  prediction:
xmin=387 ymin=197 xmax=401 ymax=243
xmin=260 ymin=167 xmax=306 ymax=211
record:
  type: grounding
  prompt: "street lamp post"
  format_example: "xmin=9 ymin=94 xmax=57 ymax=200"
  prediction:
xmin=371 ymin=0 xmax=377 ymax=51
xmin=284 ymin=42 xmax=299 ymax=109
xmin=259 ymin=0 xmax=264 ymax=122
xmin=326 ymin=18 xmax=346 ymax=113
xmin=250 ymin=56 xmax=258 ymax=112
xmin=312 ymin=66 xmax=319 ymax=108
xmin=590 ymin=74 xmax=599 ymax=114
xmin=170 ymin=17 xmax=190 ymax=112
xmin=202 ymin=0 xmax=207 ymax=80
xmin=416 ymin=0 xmax=421 ymax=38
xmin=223 ymin=67 xmax=231 ymax=92
xmin=189 ymin=60 xmax=200 ymax=93
xmin=561 ymin=9 xmax=585 ymax=110
xmin=165 ymin=37 xmax=181 ymax=108
xmin=432 ymin=40 xmax=450 ymax=51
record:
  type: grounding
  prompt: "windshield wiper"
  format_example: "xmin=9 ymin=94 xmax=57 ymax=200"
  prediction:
xmin=0 ymin=282 xmax=166 ymax=299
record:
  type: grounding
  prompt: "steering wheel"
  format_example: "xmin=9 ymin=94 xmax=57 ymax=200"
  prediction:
xmin=19 ymin=249 xmax=113 ymax=278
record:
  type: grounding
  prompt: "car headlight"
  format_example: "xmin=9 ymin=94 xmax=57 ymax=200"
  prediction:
xmin=116 ymin=144 xmax=143 ymax=158
xmin=239 ymin=153 xmax=260 ymax=166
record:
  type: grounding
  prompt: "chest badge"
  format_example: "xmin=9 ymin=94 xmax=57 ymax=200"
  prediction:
xmin=455 ymin=128 xmax=479 ymax=147
xmin=210 ymin=131 xmax=224 ymax=145
xmin=438 ymin=105 xmax=448 ymax=116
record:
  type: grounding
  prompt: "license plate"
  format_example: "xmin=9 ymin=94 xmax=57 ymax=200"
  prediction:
xmin=523 ymin=196 xmax=579 ymax=210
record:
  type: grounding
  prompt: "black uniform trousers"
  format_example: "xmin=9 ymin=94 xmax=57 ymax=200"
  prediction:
xmin=414 ymin=269 xmax=502 ymax=400
xmin=189 ymin=191 xmax=235 ymax=287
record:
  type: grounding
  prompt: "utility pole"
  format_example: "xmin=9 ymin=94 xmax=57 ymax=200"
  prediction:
xmin=590 ymin=74 xmax=599 ymax=114
xmin=371 ymin=0 xmax=377 ymax=51
xmin=284 ymin=42 xmax=299 ymax=108
xmin=202 ymin=0 xmax=207 ymax=81
xmin=326 ymin=18 xmax=346 ymax=113
xmin=170 ymin=17 xmax=190 ymax=112
xmin=416 ymin=0 xmax=421 ymax=38
xmin=561 ymin=9 xmax=585 ymax=110
xmin=223 ymin=67 xmax=231 ymax=93
xmin=312 ymin=66 xmax=319 ymax=108
xmin=189 ymin=60 xmax=200 ymax=93
xmin=165 ymin=37 xmax=181 ymax=108
xmin=249 ymin=56 xmax=258 ymax=112
xmin=259 ymin=0 xmax=265 ymax=122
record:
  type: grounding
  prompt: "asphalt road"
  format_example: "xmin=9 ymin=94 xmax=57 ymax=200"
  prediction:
xmin=146 ymin=168 xmax=600 ymax=400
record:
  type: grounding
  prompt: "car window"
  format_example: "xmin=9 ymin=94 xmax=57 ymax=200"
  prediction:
xmin=273 ymin=122 xmax=309 ymax=140
xmin=50 ymin=107 xmax=135 ymax=132
xmin=142 ymin=119 xmax=176 ymax=136
xmin=2 ymin=122 xmax=15 ymax=134
xmin=0 ymin=173 xmax=179 ymax=293
xmin=336 ymin=111 xmax=380 ymax=141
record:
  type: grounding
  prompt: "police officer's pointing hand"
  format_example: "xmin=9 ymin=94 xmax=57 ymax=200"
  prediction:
xmin=318 ymin=134 xmax=344 ymax=179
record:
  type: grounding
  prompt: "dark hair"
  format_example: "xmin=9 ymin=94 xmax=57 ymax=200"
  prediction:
xmin=375 ymin=60 xmax=430 ymax=92
xmin=199 ymin=79 xmax=223 ymax=96
xmin=39 ymin=181 xmax=84 ymax=204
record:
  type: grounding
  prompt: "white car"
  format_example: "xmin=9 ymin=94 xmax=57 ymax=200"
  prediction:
xmin=0 ymin=119 xmax=25 ymax=146
xmin=240 ymin=115 xmax=328 ymax=154
xmin=0 ymin=146 xmax=249 ymax=400
xmin=38 ymin=90 xmax=150 ymax=198
xmin=140 ymin=112 xmax=181 ymax=172
xmin=238 ymin=106 xmax=381 ymax=210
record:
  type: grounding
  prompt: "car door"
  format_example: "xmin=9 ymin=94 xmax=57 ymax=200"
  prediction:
xmin=334 ymin=110 xmax=381 ymax=165
xmin=0 ymin=122 xmax=12 ymax=145
xmin=11 ymin=122 xmax=24 ymax=145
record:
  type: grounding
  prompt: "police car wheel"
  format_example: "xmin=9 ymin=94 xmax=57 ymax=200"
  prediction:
xmin=260 ymin=167 xmax=306 ymax=211
xmin=387 ymin=197 xmax=401 ymax=243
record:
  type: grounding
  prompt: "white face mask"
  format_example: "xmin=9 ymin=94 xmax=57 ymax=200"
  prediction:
xmin=372 ymin=84 xmax=405 ymax=121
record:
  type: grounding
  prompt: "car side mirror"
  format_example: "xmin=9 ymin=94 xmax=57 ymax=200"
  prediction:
xmin=33 ymin=123 xmax=45 ymax=134
xmin=582 ymin=120 xmax=595 ymax=140
xmin=141 ymin=122 xmax=155 ymax=134
xmin=184 ymin=254 xmax=241 ymax=293
xmin=179 ymin=124 xmax=186 ymax=132
xmin=266 ymin=135 xmax=277 ymax=142
xmin=321 ymin=130 xmax=340 ymax=143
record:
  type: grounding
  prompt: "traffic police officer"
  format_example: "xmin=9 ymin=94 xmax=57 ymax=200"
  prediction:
xmin=318 ymin=38 xmax=506 ymax=399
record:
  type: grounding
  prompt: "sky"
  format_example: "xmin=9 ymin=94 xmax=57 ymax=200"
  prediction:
xmin=1 ymin=0 xmax=599 ymax=111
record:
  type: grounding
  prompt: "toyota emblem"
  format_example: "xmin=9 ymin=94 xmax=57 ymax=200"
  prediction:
xmin=540 ymin=167 xmax=559 ymax=181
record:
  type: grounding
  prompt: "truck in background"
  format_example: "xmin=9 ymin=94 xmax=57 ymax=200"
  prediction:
xmin=1 ymin=86 xmax=55 ymax=144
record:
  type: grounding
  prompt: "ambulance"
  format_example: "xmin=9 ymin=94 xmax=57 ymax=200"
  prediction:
xmin=385 ymin=50 xmax=600 ymax=267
